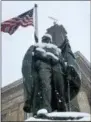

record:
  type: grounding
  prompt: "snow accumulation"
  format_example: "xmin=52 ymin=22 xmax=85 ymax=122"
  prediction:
xmin=34 ymin=43 xmax=61 ymax=53
xmin=35 ymin=47 xmax=59 ymax=60
xmin=36 ymin=47 xmax=46 ymax=53
xmin=46 ymin=52 xmax=59 ymax=60
xmin=25 ymin=112 xmax=91 ymax=121
xmin=37 ymin=109 xmax=48 ymax=115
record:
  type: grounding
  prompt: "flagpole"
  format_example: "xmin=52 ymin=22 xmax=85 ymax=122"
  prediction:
xmin=34 ymin=4 xmax=39 ymax=43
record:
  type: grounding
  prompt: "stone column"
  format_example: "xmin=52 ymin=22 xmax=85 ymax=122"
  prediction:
xmin=77 ymin=91 xmax=90 ymax=113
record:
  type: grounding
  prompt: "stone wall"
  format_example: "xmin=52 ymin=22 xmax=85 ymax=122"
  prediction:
xmin=71 ymin=51 xmax=91 ymax=113
xmin=1 ymin=80 xmax=25 ymax=121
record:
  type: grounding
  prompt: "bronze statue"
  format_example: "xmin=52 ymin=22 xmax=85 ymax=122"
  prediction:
xmin=22 ymin=24 xmax=81 ymax=117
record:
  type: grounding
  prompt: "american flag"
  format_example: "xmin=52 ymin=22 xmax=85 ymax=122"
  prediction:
xmin=1 ymin=8 xmax=34 ymax=35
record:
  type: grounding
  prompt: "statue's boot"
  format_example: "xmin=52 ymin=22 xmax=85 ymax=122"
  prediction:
xmin=37 ymin=109 xmax=48 ymax=115
xmin=34 ymin=109 xmax=49 ymax=119
xmin=57 ymin=100 xmax=68 ymax=112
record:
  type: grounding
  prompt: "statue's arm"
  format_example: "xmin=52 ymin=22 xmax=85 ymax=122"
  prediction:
xmin=33 ymin=47 xmax=52 ymax=63
xmin=34 ymin=46 xmax=60 ymax=64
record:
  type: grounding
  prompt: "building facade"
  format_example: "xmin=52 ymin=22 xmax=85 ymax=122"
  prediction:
xmin=1 ymin=51 xmax=91 ymax=121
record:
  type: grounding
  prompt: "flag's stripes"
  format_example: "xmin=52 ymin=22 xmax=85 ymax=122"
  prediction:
xmin=19 ymin=17 xmax=33 ymax=27
xmin=2 ymin=17 xmax=33 ymax=26
xmin=1 ymin=8 xmax=34 ymax=35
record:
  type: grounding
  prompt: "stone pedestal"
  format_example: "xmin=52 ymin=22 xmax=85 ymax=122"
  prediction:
xmin=25 ymin=112 xmax=91 ymax=121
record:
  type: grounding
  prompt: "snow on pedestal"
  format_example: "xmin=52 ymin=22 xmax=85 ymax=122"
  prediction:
xmin=25 ymin=112 xmax=91 ymax=121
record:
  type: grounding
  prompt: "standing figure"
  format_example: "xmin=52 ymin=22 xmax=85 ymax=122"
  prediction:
xmin=31 ymin=34 xmax=67 ymax=116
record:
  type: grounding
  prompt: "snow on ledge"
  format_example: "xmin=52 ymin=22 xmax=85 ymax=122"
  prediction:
xmin=25 ymin=112 xmax=91 ymax=121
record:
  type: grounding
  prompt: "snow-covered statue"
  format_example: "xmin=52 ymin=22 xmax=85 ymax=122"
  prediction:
xmin=22 ymin=24 xmax=81 ymax=119
xmin=22 ymin=33 xmax=67 ymax=115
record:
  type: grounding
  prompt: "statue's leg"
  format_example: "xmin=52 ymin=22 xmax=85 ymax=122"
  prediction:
xmin=32 ymin=62 xmax=52 ymax=115
xmin=52 ymin=64 xmax=68 ymax=111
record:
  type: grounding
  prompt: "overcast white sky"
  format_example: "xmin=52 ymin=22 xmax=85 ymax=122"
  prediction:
xmin=2 ymin=1 xmax=90 ymax=87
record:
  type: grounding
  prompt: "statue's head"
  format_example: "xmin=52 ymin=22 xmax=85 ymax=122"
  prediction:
xmin=42 ymin=33 xmax=52 ymax=43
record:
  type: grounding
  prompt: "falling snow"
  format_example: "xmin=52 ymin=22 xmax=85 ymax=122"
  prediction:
xmin=59 ymin=100 xmax=61 ymax=103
